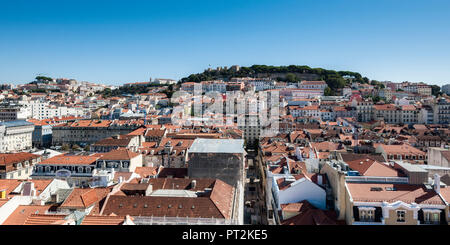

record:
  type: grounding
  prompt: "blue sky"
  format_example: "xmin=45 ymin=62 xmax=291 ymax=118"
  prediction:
xmin=0 ymin=0 xmax=449 ymax=86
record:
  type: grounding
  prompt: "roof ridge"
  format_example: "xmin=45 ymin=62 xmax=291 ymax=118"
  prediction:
xmin=59 ymin=188 xmax=76 ymax=207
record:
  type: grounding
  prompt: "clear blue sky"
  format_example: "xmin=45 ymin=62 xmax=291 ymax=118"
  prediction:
xmin=1 ymin=0 xmax=449 ymax=86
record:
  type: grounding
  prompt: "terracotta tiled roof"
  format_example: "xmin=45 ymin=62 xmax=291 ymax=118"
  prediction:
xmin=311 ymin=142 xmax=340 ymax=152
xmin=113 ymin=172 xmax=134 ymax=183
xmin=93 ymin=135 xmax=135 ymax=147
xmin=0 ymin=179 xmax=52 ymax=198
xmin=439 ymin=186 xmax=450 ymax=204
xmin=346 ymin=183 xmax=444 ymax=205
xmin=134 ymin=167 xmax=159 ymax=178
xmin=281 ymin=200 xmax=338 ymax=225
xmin=101 ymin=179 xmax=234 ymax=219
xmin=38 ymin=155 xmax=99 ymax=165
xmin=23 ymin=214 xmax=68 ymax=225
xmin=318 ymin=152 xmax=331 ymax=160
xmin=281 ymin=201 xmax=315 ymax=213
xmin=157 ymin=168 xmax=188 ymax=178
xmin=146 ymin=178 xmax=215 ymax=192
xmin=289 ymin=131 xmax=307 ymax=143
xmin=440 ymin=174 xmax=450 ymax=186
xmin=2 ymin=205 xmax=53 ymax=225
xmin=60 ymin=187 xmax=112 ymax=209
xmin=441 ymin=151 xmax=450 ymax=162
xmin=209 ymin=179 xmax=234 ymax=219
xmin=304 ymin=129 xmax=322 ymax=135
xmin=276 ymin=175 xmax=307 ymax=191
xmin=121 ymin=183 xmax=150 ymax=192
xmin=80 ymin=215 xmax=129 ymax=225
xmin=99 ymin=148 xmax=140 ymax=161
xmin=346 ymin=159 xmax=400 ymax=177
xmin=300 ymin=80 xmax=327 ymax=85
xmin=128 ymin=127 xmax=147 ymax=136
xmin=401 ymin=105 xmax=416 ymax=111
xmin=340 ymin=153 xmax=386 ymax=163
xmin=375 ymin=143 xmax=426 ymax=156
xmin=0 ymin=199 xmax=8 ymax=208
xmin=144 ymin=129 xmax=166 ymax=137
xmin=374 ymin=104 xmax=397 ymax=111
xmin=0 ymin=153 xmax=40 ymax=166
xmin=298 ymin=105 xmax=319 ymax=111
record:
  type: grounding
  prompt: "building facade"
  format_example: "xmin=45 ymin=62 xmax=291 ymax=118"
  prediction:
xmin=0 ymin=120 xmax=34 ymax=153
xmin=0 ymin=153 xmax=41 ymax=179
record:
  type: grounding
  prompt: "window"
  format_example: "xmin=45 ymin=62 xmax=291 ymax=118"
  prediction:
xmin=360 ymin=209 xmax=375 ymax=222
xmin=370 ymin=187 xmax=383 ymax=191
xmin=396 ymin=210 xmax=406 ymax=222
xmin=424 ymin=210 xmax=440 ymax=224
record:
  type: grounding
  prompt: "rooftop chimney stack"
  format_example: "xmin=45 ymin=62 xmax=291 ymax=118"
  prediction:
xmin=434 ymin=174 xmax=441 ymax=194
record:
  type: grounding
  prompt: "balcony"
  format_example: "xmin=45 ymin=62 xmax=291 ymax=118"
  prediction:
xmin=353 ymin=216 xmax=386 ymax=225
xmin=353 ymin=221 xmax=384 ymax=225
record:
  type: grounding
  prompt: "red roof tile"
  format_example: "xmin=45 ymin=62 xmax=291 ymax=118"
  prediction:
xmin=2 ymin=205 xmax=53 ymax=225
xmin=347 ymin=183 xmax=444 ymax=205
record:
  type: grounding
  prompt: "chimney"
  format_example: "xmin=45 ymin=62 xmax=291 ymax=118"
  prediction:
xmin=191 ymin=180 xmax=197 ymax=189
xmin=317 ymin=175 xmax=323 ymax=186
xmin=434 ymin=174 xmax=440 ymax=194
xmin=0 ymin=189 xmax=6 ymax=199
xmin=145 ymin=184 xmax=153 ymax=196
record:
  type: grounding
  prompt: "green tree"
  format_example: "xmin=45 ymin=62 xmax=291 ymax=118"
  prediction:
xmin=372 ymin=96 xmax=381 ymax=103
xmin=431 ymin=85 xmax=441 ymax=96
xmin=180 ymin=64 xmax=373 ymax=91
xmin=35 ymin=76 xmax=53 ymax=83
xmin=61 ymin=144 xmax=70 ymax=151
xmin=324 ymin=87 xmax=333 ymax=96
xmin=285 ymin=73 xmax=297 ymax=83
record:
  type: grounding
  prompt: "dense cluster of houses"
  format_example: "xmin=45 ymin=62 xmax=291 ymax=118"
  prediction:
xmin=0 ymin=75 xmax=449 ymax=225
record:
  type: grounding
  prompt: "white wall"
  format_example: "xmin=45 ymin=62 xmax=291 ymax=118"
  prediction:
xmin=277 ymin=178 xmax=326 ymax=210
xmin=0 ymin=196 xmax=33 ymax=225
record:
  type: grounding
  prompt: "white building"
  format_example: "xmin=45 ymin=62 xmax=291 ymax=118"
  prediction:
xmin=298 ymin=80 xmax=328 ymax=91
xmin=0 ymin=120 xmax=34 ymax=153
xmin=433 ymin=97 xmax=450 ymax=125
xmin=267 ymin=163 xmax=326 ymax=212
xmin=427 ymin=147 xmax=450 ymax=168
xmin=342 ymin=87 xmax=352 ymax=97
xmin=379 ymin=88 xmax=393 ymax=101
xmin=233 ymin=78 xmax=275 ymax=91
xmin=201 ymin=80 xmax=227 ymax=93
xmin=0 ymin=179 xmax=70 ymax=225
xmin=153 ymin=78 xmax=177 ymax=85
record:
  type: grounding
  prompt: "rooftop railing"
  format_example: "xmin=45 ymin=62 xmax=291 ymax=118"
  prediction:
xmin=345 ymin=176 xmax=409 ymax=184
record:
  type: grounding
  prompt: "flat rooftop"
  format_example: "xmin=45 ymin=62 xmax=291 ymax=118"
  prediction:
xmin=0 ymin=120 xmax=34 ymax=127
xmin=188 ymin=138 xmax=245 ymax=154
xmin=395 ymin=161 xmax=428 ymax=173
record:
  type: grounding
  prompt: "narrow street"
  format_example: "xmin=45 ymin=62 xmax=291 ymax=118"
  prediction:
xmin=243 ymin=148 xmax=267 ymax=225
